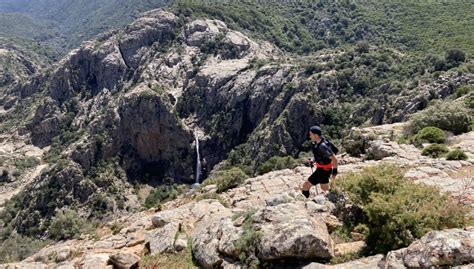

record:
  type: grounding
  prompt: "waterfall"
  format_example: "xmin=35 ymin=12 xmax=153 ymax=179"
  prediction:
xmin=194 ymin=131 xmax=202 ymax=184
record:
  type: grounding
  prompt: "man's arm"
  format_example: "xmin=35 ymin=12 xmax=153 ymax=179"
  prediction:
xmin=330 ymin=154 xmax=338 ymax=178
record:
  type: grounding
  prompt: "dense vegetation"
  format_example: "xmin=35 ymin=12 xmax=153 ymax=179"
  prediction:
xmin=446 ymin=149 xmax=468 ymax=161
xmin=144 ymin=184 xmax=185 ymax=209
xmin=1 ymin=0 xmax=472 ymax=60
xmin=201 ymin=167 xmax=249 ymax=193
xmin=406 ymin=99 xmax=472 ymax=135
xmin=257 ymin=156 xmax=300 ymax=175
xmin=421 ymin=143 xmax=449 ymax=158
xmin=172 ymin=0 xmax=474 ymax=56
xmin=414 ymin=127 xmax=446 ymax=144
xmin=332 ymin=165 xmax=467 ymax=253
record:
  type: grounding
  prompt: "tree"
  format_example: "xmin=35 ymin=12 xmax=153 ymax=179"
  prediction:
xmin=356 ymin=41 xmax=370 ymax=53
xmin=445 ymin=49 xmax=466 ymax=63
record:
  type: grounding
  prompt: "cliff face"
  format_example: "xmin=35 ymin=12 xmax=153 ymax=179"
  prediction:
xmin=1 ymin=9 xmax=472 ymax=238
xmin=0 ymin=42 xmax=49 ymax=111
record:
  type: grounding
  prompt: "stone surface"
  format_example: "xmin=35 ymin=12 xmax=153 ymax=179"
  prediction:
xmin=151 ymin=199 xmax=231 ymax=232
xmin=147 ymin=222 xmax=180 ymax=254
xmin=302 ymin=254 xmax=384 ymax=269
xmin=384 ymin=227 xmax=474 ymax=268
xmin=174 ymin=233 xmax=188 ymax=252
xmin=254 ymin=202 xmax=334 ymax=261
xmin=109 ymin=252 xmax=140 ymax=269
xmin=334 ymin=241 xmax=366 ymax=257
xmin=0 ymin=263 xmax=49 ymax=269
xmin=81 ymin=253 xmax=110 ymax=269
xmin=191 ymin=215 xmax=236 ymax=269
xmin=225 ymin=169 xmax=304 ymax=209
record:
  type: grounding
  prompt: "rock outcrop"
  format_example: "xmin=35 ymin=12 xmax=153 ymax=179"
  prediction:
xmin=189 ymin=197 xmax=334 ymax=268
xmin=254 ymin=202 xmax=334 ymax=261
xmin=383 ymin=227 xmax=474 ymax=268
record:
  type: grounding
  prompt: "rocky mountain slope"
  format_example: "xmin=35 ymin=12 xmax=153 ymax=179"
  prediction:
xmin=1 ymin=122 xmax=472 ymax=268
xmin=0 ymin=0 xmax=170 ymax=58
xmin=0 ymin=7 xmax=472 ymax=248
xmin=0 ymin=2 xmax=473 ymax=266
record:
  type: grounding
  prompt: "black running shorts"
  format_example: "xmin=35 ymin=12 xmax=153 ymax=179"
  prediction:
xmin=308 ymin=168 xmax=332 ymax=185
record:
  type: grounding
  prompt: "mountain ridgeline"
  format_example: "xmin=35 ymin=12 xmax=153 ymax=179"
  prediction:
xmin=0 ymin=0 xmax=170 ymax=58
xmin=0 ymin=0 xmax=472 ymax=260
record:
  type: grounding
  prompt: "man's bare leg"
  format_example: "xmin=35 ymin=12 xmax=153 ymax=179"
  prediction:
xmin=301 ymin=180 xmax=312 ymax=198
xmin=320 ymin=183 xmax=330 ymax=195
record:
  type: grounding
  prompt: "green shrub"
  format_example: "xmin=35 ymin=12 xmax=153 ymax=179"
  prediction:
xmin=332 ymin=165 xmax=405 ymax=205
xmin=330 ymin=226 xmax=352 ymax=244
xmin=446 ymin=149 xmax=468 ymax=160
xmin=454 ymin=85 xmax=472 ymax=98
xmin=343 ymin=131 xmax=367 ymax=157
xmin=330 ymin=251 xmax=363 ymax=264
xmin=235 ymin=210 xmax=261 ymax=269
xmin=365 ymin=183 xmax=465 ymax=253
xmin=144 ymin=184 xmax=183 ymax=209
xmin=0 ymin=193 xmax=23 ymax=225
xmin=304 ymin=63 xmax=324 ymax=76
xmin=407 ymin=100 xmax=472 ymax=135
xmin=194 ymin=192 xmax=229 ymax=208
xmin=110 ymin=222 xmax=124 ymax=235
xmin=332 ymin=165 xmax=466 ymax=253
xmin=421 ymin=144 xmax=449 ymax=158
xmin=257 ymin=156 xmax=299 ymax=175
xmin=414 ymin=127 xmax=445 ymax=144
xmin=445 ymin=48 xmax=466 ymax=63
xmin=14 ymin=157 xmax=40 ymax=171
xmin=139 ymin=240 xmax=196 ymax=268
xmin=0 ymin=234 xmax=52 ymax=263
xmin=355 ymin=41 xmax=370 ymax=53
xmin=48 ymin=209 xmax=85 ymax=240
xmin=89 ymin=193 xmax=113 ymax=218
xmin=466 ymin=94 xmax=474 ymax=109
xmin=0 ymin=169 xmax=10 ymax=183
xmin=203 ymin=167 xmax=249 ymax=193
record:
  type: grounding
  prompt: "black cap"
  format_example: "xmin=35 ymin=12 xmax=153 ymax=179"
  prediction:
xmin=309 ymin=125 xmax=322 ymax=136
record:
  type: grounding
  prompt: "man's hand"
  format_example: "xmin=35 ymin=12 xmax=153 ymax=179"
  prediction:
xmin=330 ymin=154 xmax=338 ymax=179
xmin=306 ymin=158 xmax=314 ymax=167
xmin=331 ymin=167 xmax=338 ymax=179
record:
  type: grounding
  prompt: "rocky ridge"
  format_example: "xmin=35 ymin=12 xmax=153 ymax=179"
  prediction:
xmin=1 ymin=123 xmax=472 ymax=268
xmin=0 ymin=8 xmax=473 ymax=267
xmin=0 ymin=9 xmax=472 ymax=233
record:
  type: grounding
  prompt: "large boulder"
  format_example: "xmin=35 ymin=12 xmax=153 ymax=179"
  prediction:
xmin=191 ymin=196 xmax=334 ymax=268
xmin=81 ymin=253 xmax=111 ymax=269
xmin=184 ymin=19 xmax=227 ymax=47
xmin=147 ymin=222 xmax=180 ymax=254
xmin=253 ymin=202 xmax=334 ymax=261
xmin=192 ymin=217 xmax=241 ymax=269
xmin=109 ymin=252 xmax=140 ymax=269
xmin=383 ymin=227 xmax=474 ymax=268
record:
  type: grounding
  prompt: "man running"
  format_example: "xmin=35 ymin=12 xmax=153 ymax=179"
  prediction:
xmin=301 ymin=125 xmax=338 ymax=198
